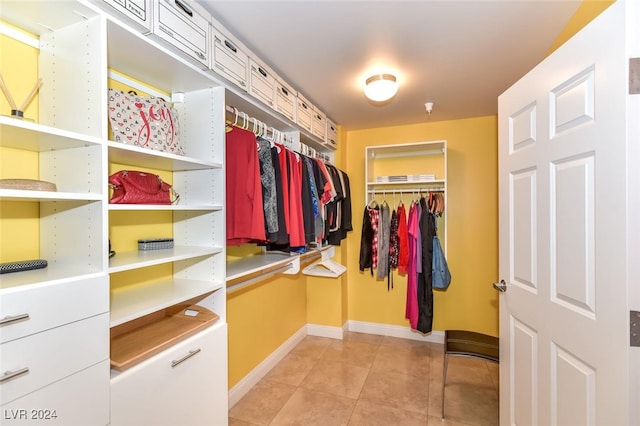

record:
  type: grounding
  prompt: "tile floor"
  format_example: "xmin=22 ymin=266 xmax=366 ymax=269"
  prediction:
xmin=228 ymin=332 xmax=499 ymax=426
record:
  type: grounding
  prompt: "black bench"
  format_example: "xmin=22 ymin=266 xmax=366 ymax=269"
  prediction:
xmin=442 ymin=330 xmax=499 ymax=419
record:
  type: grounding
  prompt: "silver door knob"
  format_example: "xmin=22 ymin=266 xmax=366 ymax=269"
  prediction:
xmin=493 ymin=280 xmax=507 ymax=292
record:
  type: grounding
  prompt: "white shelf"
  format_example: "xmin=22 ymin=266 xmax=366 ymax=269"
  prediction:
xmin=108 ymin=142 xmax=222 ymax=172
xmin=226 ymin=252 xmax=295 ymax=282
xmin=109 ymin=246 xmax=223 ymax=273
xmin=367 ymin=140 xmax=446 ymax=159
xmin=110 ymin=278 xmax=223 ymax=327
xmin=0 ymin=116 xmax=103 ymax=151
xmin=366 ymin=179 xmax=446 ymax=186
xmin=105 ymin=18 xmax=216 ymax=93
xmin=0 ymin=189 xmax=103 ymax=202
xmin=108 ymin=204 xmax=223 ymax=211
xmin=0 ymin=268 xmax=105 ymax=291
xmin=226 ymin=247 xmax=333 ymax=287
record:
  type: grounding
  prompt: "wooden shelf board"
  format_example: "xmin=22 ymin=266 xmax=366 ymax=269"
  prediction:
xmin=110 ymin=304 xmax=219 ymax=371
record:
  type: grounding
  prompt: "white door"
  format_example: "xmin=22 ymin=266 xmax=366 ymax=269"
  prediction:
xmin=497 ymin=2 xmax=638 ymax=425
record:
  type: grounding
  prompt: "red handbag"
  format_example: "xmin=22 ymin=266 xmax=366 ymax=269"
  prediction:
xmin=109 ymin=170 xmax=179 ymax=205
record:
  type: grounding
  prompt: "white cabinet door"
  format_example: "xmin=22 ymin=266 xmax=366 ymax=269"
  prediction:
xmin=111 ymin=323 xmax=228 ymax=426
xmin=0 ymin=314 xmax=109 ymax=405
xmin=1 ymin=360 xmax=110 ymax=426
xmin=0 ymin=274 xmax=108 ymax=344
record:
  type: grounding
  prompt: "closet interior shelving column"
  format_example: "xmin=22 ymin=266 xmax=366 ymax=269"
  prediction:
xmin=365 ymin=140 xmax=448 ymax=248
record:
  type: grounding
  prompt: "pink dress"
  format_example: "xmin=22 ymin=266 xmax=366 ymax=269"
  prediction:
xmin=405 ymin=202 xmax=419 ymax=329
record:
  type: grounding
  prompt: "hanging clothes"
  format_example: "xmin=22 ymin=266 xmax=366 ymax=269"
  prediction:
xmin=269 ymin=143 xmax=288 ymax=245
xmin=326 ymin=166 xmax=352 ymax=246
xmin=387 ymin=207 xmax=399 ymax=290
xmin=358 ymin=205 xmax=374 ymax=273
xmin=397 ymin=202 xmax=409 ymax=275
xmin=376 ymin=202 xmax=391 ymax=281
xmin=406 ymin=201 xmax=419 ymax=329
xmin=369 ymin=206 xmax=380 ymax=269
xmin=416 ymin=197 xmax=436 ymax=334
xmin=257 ymin=137 xmax=278 ymax=238
xmin=275 ymin=143 xmax=291 ymax=236
xmin=301 ymin=157 xmax=319 ymax=243
xmin=225 ymin=127 xmax=266 ymax=246
xmin=287 ymin=150 xmax=306 ymax=248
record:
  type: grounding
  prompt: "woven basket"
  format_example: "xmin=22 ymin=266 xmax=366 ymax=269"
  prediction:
xmin=0 ymin=179 xmax=57 ymax=191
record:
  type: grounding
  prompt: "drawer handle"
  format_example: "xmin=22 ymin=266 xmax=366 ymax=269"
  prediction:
xmin=258 ymin=67 xmax=267 ymax=78
xmin=195 ymin=51 xmax=205 ymax=60
xmin=0 ymin=313 xmax=30 ymax=326
xmin=301 ymin=102 xmax=308 ymax=110
xmin=0 ymin=367 xmax=29 ymax=383
xmin=281 ymin=87 xmax=289 ymax=96
xmin=171 ymin=348 xmax=201 ymax=368
xmin=174 ymin=0 xmax=193 ymax=17
xmin=224 ymin=40 xmax=237 ymax=53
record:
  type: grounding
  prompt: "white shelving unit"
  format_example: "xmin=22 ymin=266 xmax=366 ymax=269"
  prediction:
xmin=0 ymin=1 xmax=226 ymax=424
xmin=0 ymin=0 xmax=341 ymax=423
xmin=365 ymin=140 xmax=448 ymax=247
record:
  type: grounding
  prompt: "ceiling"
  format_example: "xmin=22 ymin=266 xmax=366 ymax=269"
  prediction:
xmin=195 ymin=1 xmax=582 ymax=131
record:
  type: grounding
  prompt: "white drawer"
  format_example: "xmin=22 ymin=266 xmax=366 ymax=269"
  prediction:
xmin=1 ymin=313 xmax=109 ymax=405
xmin=312 ymin=108 xmax=327 ymax=141
xmin=1 ymin=360 xmax=110 ymax=426
xmin=326 ymin=119 xmax=338 ymax=149
xmin=102 ymin=0 xmax=151 ymax=31
xmin=296 ymin=94 xmax=313 ymax=133
xmin=154 ymin=0 xmax=209 ymax=66
xmin=211 ymin=26 xmax=248 ymax=90
xmin=111 ymin=323 xmax=228 ymax=426
xmin=275 ymin=80 xmax=297 ymax=122
xmin=249 ymin=58 xmax=276 ymax=108
xmin=0 ymin=273 xmax=108 ymax=344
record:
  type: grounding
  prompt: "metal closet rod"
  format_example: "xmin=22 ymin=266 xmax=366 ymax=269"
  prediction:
xmin=368 ymin=188 xmax=445 ymax=194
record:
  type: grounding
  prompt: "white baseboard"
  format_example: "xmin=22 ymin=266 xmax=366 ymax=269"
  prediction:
xmin=228 ymin=325 xmax=307 ymax=408
xmin=346 ymin=320 xmax=445 ymax=344
xmin=306 ymin=323 xmax=344 ymax=340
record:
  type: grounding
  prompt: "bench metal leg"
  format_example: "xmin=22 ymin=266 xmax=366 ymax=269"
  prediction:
xmin=442 ymin=352 xmax=449 ymax=419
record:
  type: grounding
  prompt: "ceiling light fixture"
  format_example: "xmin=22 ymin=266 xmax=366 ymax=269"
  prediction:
xmin=365 ymin=74 xmax=398 ymax=102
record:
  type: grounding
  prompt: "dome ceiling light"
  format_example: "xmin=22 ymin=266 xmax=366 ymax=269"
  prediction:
xmin=364 ymin=74 xmax=398 ymax=102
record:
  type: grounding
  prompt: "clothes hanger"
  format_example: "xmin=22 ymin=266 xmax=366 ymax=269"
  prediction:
xmin=367 ymin=192 xmax=378 ymax=208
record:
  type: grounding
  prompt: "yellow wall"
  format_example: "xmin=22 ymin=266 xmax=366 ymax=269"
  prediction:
xmin=546 ymin=0 xmax=614 ymax=56
xmin=227 ymin=272 xmax=308 ymax=387
xmin=344 ymin=116 xmax=499 ymax=336
xmin=0 ymin=29 xmax=40 ymax=262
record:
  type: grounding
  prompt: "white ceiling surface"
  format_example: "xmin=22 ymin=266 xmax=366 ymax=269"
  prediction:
xmin=196 ymin=1 xmax=581 ymax=130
